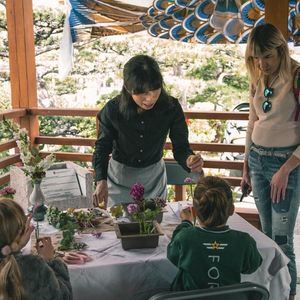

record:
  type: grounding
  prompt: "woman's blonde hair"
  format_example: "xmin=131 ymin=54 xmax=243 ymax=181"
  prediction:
xmin=0 ymin=198 xmax=26 ymax=300
xmin=245 ymin=23 xmax=297 ymax=85
xmin=193 ymin=176 xmax=233 ymax=227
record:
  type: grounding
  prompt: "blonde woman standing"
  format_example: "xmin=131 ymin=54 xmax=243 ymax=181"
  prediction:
xmin=242 ymin=23 xmax=300 ymax=300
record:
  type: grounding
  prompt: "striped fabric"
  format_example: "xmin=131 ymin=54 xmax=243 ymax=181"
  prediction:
xmin=68 ymin=0 xmax=149 ymax=42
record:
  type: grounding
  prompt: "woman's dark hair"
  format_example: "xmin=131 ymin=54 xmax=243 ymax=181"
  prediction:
xmin=193 ymin=176 xmax=233 ymax=227
xmin=119 ymin=55 xmax=169 ymax=118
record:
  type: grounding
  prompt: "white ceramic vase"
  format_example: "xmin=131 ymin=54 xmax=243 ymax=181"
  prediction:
xmin=29 ymin=182 xmax=45 ymax=205
xmin=28 ymin=181 xmax=47 ymax=221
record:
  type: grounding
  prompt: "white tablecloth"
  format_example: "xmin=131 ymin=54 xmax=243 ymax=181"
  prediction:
xmin=63 ymin=203 xmax=291 ymax=300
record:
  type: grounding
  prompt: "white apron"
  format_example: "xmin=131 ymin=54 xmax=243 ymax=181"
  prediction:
xmin=107 ymin=158 xmax=167 ymax=207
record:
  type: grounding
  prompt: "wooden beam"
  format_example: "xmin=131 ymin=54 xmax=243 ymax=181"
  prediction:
xmin=29 ymin=108 xmax=99 ymax=117
xmin=40 ymin=152 xmax=92 ymax=162
xmin=184 ymin=111 xmax=249 ymax=120
xmin=165 ymin=142 xmax=245 ymax=153
xmin=265 ymin=0 xmax=289 ymax=39
xmin=35 ymin=136 xmax=96 ymax=147
xmin=0 ymin=140 xmax=18 ymax=152
xmin=0 ymin=154 xmax=21 ymax=169
xmin=6 ymin=0 xmax=37 ymax=109
xmin=0 ymin=174 xmax=10 ymax=187
xmin=0 ymin=109 xmax=27 ymax=120
xmin=6 ymin=0 xmax=39 ymax=143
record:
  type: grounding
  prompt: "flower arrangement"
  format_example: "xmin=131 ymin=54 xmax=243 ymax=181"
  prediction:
xmin=3 ymin=119 xmax=55 ymax=184
xmin=126 ymin=183 xmax=166 ymax=234
xmin=0 ymin=186 xmax=16 ymax=199
xmin=184 ymin=177 xmax=196 ymax=201
xmin=47 ymin=206 xmax=105 ymax=250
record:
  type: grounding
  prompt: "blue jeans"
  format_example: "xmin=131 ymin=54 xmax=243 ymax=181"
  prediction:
xmin=249 ymin=144 xmax=300 ymax=296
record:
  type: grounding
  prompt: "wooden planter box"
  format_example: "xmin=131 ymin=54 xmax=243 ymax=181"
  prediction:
xmin=115 ymin=221 xmax=163 ymax=250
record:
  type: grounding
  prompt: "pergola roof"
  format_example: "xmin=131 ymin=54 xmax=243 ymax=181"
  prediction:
xmin=68 ymin=0 xmax=300 ymax=44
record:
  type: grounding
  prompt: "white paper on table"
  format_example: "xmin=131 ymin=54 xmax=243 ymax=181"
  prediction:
xmin=168 ymin=201 xmax=193 ymax=220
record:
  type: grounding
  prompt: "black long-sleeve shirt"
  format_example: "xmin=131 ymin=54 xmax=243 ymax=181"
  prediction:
xmin=92 ymin=94 xmax=193 ymax=181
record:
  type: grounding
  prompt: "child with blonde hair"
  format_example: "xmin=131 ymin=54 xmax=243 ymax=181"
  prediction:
xmin=0 ymin=198 xmax=72 ymax=300
xmin=167 ymin=176 xmax=262 ymax=291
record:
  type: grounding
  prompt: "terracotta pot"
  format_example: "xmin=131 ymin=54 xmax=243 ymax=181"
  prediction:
xmin=114 ymin=221 xmax=164 ymax=250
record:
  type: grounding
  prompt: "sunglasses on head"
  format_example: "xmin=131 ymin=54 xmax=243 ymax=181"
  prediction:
xmin=261 ymin=87 xmax=274 ymax=113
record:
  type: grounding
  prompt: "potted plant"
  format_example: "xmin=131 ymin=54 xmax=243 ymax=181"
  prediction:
xmin=114 ymin=182 xmax=166 ymax=250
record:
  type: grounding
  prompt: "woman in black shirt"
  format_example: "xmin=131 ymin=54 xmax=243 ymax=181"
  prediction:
xmin=92 ymin=55 xmax=203 ymax=208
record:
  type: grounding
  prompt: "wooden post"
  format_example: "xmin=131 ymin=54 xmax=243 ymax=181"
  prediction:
xmin=6 ymin=0 xmax=39 ymax=141
xmin=175 ymin=185 xmax=186 ymax=201
xmin=265 ymin=0 xmax=289 ymax=40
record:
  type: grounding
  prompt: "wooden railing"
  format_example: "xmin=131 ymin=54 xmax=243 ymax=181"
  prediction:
xmin=0 ymin=107 xmax=262 ymax=230
xmin=0 ymin=107 xmax=248 ymax=189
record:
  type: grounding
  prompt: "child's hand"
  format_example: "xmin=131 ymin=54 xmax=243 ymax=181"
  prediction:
xmin=180 ymin=207 xmax=193 ymax=222
xmin=36 ymin=237 xmax=55 ymax=261
xmin=18 ymin=214 xmax=35 ymax=250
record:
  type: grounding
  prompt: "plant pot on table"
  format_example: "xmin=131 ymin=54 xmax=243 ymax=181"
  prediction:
xmin=114 ymin=221 xmax=164 ymax=250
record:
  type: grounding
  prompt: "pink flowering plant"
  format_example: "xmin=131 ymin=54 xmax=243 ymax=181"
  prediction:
xmin=127 ymin=183 xmax=166 ymax=234
xmin=0 ymin=186 xmax=16 ymax=199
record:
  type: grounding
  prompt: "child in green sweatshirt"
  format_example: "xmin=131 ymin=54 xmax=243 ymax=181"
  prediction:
xmin=167 ymin=176 xmax=262 ymax=291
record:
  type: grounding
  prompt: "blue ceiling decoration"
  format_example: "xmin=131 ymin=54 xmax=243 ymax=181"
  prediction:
xmin=140 ymin=0 xmax=300 ymax=44
xmin=65 ymin=0 xmax=300 ymax=44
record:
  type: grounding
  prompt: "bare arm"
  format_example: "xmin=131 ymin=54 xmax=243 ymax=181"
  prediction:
xmin=271 ymin=155 xmax=300 ymax=203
